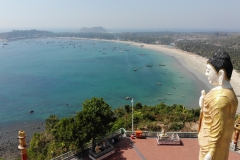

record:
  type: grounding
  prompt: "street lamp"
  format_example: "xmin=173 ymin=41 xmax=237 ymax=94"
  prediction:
xmin=131 ymin=98 xmax=134 ymax=133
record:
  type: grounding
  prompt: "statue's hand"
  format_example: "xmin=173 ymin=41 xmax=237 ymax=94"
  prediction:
xmin=199 ymin=90 xmax=206 ymax=109
xmin=204 ymin=152 xmax=212 ymax=160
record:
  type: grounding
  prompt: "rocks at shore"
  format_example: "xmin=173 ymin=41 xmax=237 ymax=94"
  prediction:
xmin=0 ymin=122 xmax=45 ymax=160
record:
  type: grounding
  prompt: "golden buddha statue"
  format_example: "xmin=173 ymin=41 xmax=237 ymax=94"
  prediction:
xmin=198 ymin=49 xmax=238 ymax=160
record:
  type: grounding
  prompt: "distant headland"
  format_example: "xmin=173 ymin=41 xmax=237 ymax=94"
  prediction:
xmin=79 ymin=26 xmax=108 ymax=33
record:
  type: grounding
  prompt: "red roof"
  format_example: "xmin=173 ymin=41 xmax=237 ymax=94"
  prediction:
xmin=101 ymin=138 xmax=240 ymax=160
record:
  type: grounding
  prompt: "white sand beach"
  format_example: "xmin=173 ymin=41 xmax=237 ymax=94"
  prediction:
xmin=62 ymin=38 xmax=240 ymax=113
xmin=1 ymin=38 xmax=239 ymax=159
xmin=129 ymin=42 xmax=240 ymax=113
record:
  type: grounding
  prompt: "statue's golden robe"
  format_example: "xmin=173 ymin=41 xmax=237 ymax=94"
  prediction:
xmin=198 ymin=88 xmax=238 ymax=160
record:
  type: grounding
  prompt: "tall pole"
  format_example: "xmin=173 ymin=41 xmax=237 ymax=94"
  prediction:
xmin=131 ymin=98 xmax=134 ymax=133
xmin=18 ymin=130 xmax=28 ymax=160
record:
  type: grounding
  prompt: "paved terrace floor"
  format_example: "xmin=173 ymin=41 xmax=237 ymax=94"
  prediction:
xmin=84 ymin=138 xmax=240 ymax=160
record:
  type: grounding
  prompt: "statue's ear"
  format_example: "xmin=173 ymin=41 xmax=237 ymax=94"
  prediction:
xmin=218 ymin=69 xmax=225 ymax=86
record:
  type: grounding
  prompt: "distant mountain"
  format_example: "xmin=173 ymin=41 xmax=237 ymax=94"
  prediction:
xmin=79 ymin=27 xmax=107 ymax=33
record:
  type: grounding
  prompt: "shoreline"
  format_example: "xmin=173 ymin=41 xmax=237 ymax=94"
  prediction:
xmin=0 ymin=121 xmax=45 ymax=159
xmin=129 ymin=41 xmax=240 ymax=113
xmin=54 ymin=37 xmax=240 ymax=113
xmin=1 ymin=37 xmax=240 ymax=159
xmin=3 ymin=36 xmax=240 ymax=110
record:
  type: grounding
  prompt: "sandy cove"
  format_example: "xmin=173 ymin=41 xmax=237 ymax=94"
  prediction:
xmin=58 ymin=37 xmax=240 ymax=113
xmin=1 ymin=38 xmax=239 ymax=159
xmin=78 ymin=38 xmax=240 ymax=113
xmin=129 ymin=42 xmax=240 ymax=113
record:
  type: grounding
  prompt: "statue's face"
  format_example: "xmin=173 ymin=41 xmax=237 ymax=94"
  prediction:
xmin=205 ymin=64 xmax=219 ymax=86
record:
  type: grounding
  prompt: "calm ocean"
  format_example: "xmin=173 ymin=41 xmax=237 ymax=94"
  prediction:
xmin=0 ymin=38 xmax=202 ymax=126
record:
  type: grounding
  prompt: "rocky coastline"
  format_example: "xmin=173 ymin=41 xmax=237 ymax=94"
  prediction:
xmin=0 ymin=121 xmax=45 ymax=160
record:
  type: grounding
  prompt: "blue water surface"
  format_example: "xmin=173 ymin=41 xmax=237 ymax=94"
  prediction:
xmin=0 ymin=38 xmax=202 ymax=126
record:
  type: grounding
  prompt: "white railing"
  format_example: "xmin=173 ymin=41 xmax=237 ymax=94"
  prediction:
xmin=51 ymin=128 xmax=125 ymax=160
xmin=125 ymin=131 xmax=198 ymax=138
xmin=51 ymin=129 xmax=198 ymax=160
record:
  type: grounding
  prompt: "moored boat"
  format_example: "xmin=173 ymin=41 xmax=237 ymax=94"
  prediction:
xmin=146 ymin=65 xmax=153 ymax=67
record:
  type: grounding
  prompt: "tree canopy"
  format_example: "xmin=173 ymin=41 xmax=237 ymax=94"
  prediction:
xmin=28 ymin=98 xmax=201 ymax=159
xmin=78 ymin=97 xmax=114 ymax=141
xmin=28 ymin=97 xmax=114 ymax=159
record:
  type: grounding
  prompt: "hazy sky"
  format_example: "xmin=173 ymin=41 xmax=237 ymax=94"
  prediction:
xmin=1 ymin=0 xmax=240 ymax=32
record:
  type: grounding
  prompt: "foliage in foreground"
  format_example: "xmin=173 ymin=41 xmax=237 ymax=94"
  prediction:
xmin=28 ymin=97 xmax=114 ymax=160
xmin=112 ymin=102 xmax=200 ymax=132
xmin=28 ymin=98 xmax=200 ymax=160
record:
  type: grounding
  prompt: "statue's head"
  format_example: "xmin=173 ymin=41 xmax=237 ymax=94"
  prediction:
xmin=206 ymin=49 xmax=233 ymax=86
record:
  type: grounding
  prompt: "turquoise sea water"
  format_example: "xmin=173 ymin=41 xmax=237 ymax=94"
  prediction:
xmin=0 ymin=38 xmax=203 ymax=126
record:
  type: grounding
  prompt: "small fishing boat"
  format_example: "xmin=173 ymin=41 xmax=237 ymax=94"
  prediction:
xmin=146 ymin=65 xmax=153 ymax=67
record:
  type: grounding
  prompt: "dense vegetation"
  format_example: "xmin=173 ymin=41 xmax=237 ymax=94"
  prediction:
xmin=112 ymin=102 xmax=200 ymax=132
xmin=0 ymin=29 xmax=54 ymax=40
xmin=54 ymin=32 xmax=116 ymax=40
xmin=118 ymin=32 xmax=174 ymax=44
xmin=28 ymin=97 xmax=114 ymax=159
xmin=27 ymin=97 xmax=200 ymax=160
xmin=118 ymin=32 xmax=240 ymax=71
xmin=175 ymin=35 xmax=240 ymax=71
xmin=1 ymin=30 xmax=239 ymax=159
